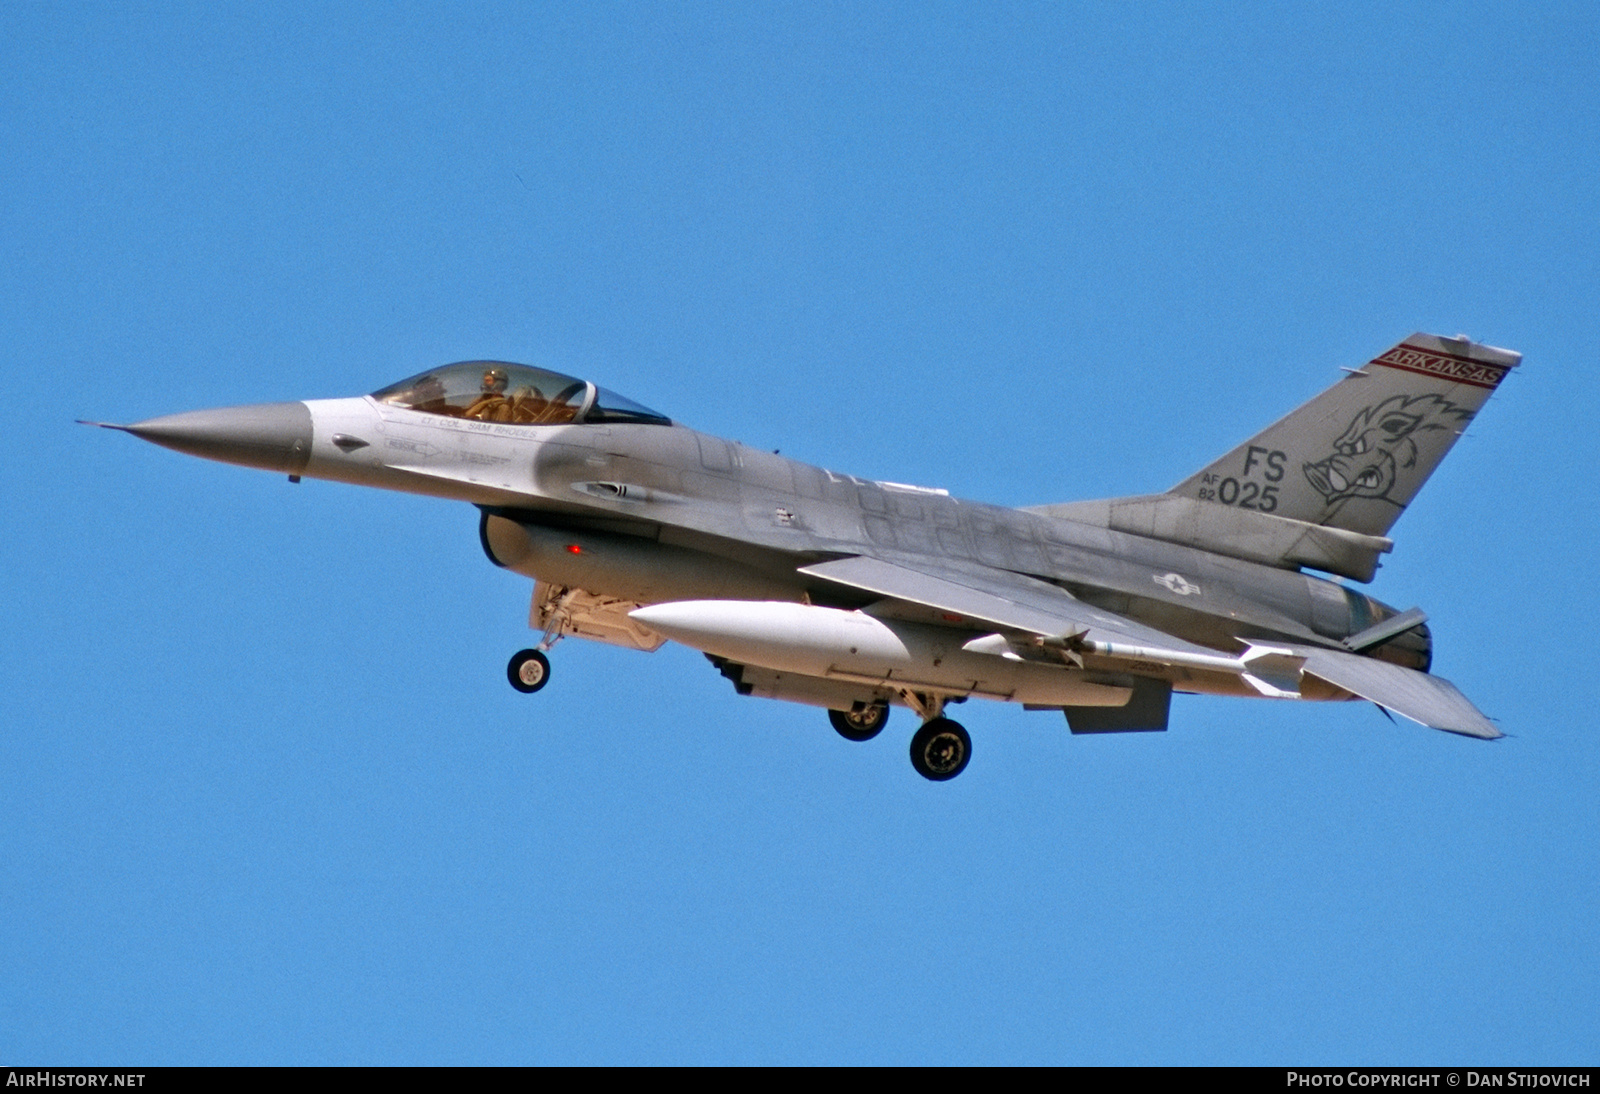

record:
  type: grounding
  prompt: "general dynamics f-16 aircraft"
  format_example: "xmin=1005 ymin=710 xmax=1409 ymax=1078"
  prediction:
xmin=86 ymin=332 xmax=1517 ymax=780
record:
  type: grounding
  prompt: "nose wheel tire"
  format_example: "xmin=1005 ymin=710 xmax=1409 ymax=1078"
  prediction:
xmin=829 ymin=703 xmax=889 ymax=742
xmin=507 ymin=648 xmax=551 ymax=693
xmin=910 ymin=718 xmax=971 ymax=781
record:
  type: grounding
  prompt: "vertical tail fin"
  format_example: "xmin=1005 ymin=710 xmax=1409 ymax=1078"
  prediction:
xmin=1168 ymin=333 xmax=1520 ymax=538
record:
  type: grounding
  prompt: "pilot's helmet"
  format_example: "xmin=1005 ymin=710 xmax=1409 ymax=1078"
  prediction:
xmin=482 ymin=367 xmax=509 ymax=393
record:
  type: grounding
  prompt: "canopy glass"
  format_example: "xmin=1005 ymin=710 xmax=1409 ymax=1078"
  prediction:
xmin=372 ymin=361 xmax=670 ymax=426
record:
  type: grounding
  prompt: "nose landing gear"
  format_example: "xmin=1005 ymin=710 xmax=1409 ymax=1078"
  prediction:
xmin=507 ymin=648 xmax=551 ymax=693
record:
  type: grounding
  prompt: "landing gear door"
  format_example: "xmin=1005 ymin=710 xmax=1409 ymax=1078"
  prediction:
xmin=531 ymin=582 xmax=667 ymax=652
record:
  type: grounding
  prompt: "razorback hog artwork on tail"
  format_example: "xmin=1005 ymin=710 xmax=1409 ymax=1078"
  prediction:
xmin=85 ymin=332 xmax=1518 ymax=780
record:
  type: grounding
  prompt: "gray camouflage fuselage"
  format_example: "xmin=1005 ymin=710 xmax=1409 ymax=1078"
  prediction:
xmin=303 ymin=391 xmax=1426 ymax=698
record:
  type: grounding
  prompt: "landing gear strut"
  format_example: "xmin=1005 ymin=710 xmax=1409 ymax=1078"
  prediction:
xmin=910 ymin=718 xmax=971 ymax=781
xmin=828 ymin=702 xmax=889 ymax=742
xmin=507 ymin=648 xmax=551 ymax=693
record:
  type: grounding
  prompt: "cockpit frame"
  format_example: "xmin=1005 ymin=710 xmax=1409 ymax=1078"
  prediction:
xmin=372 ymin=361 xmax=671 ymax=427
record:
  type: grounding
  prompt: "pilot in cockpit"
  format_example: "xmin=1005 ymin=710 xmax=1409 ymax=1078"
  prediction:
xmin=464 ymin=367 xmax=511 ymax=420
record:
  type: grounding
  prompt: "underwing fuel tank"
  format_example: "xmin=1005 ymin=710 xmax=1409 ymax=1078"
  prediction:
xmin=480 ymin=514 xmax=804 ymax=605
xmin=629 ymin=600 xmax=1135 ymax=708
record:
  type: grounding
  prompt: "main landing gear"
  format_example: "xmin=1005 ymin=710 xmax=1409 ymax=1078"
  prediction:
xmin=909 ymin=718 xmax=971 ymax=781
xmin=830 ymin=693 xmax=972 ymax=781
xmin=828 ymin=702 xmax=889 ymax=742
xmin=507 ymin=648 xmax=550 ymax=693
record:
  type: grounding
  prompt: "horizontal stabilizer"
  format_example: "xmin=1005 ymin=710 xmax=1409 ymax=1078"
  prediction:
xmin=1283 ymin=644 xmax=1501 ymax=739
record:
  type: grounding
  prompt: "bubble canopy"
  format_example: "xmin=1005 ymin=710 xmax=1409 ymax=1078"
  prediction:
xmin=371 ymin=361 xmax=671 ymax=427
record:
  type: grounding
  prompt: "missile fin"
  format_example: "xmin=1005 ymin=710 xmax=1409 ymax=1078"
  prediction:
xmin=1239 ymin=644 xmax=1307 ymax=698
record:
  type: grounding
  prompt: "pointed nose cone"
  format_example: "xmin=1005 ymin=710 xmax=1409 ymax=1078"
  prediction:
xmin=124 ymin=402 xmax=314 ymax=475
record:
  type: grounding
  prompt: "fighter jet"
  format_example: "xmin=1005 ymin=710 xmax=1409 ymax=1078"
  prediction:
xmin=85 ymin=332 xmax=1517 ymax=780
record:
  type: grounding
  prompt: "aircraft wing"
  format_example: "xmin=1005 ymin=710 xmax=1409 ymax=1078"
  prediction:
xmin=797 ymin=554 xmax=1222 ymax=656
xmin=1281 ymin=644 xmax=1502 ymax=739
xmin=799 ymin=557 xmax=1502 ymax=739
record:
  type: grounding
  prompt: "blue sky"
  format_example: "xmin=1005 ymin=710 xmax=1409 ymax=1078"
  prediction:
xmin=4 ymin=1 xmax=1597 ymax=1064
